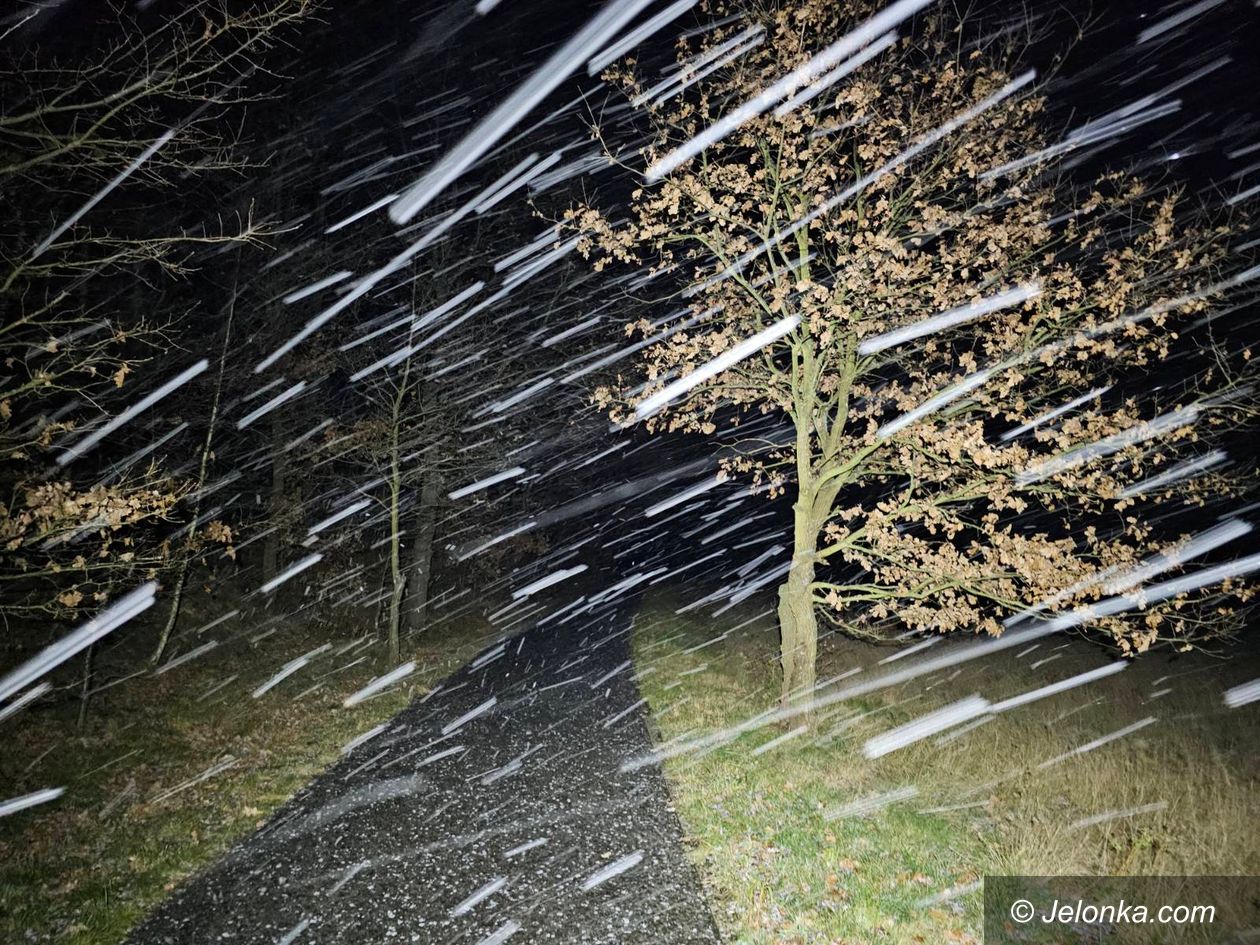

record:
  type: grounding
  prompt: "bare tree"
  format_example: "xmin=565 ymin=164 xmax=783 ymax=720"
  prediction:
xmin=335 ymin=273 xmax=493 ymax=661
xmin=0 ymin=1 xmax=311 ymax=632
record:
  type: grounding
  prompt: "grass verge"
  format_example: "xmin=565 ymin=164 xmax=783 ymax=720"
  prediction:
xmin=632 ymin=593 xmax=1260 ymax=945
xmin=0 ymin=606 xmax=490 ymax=945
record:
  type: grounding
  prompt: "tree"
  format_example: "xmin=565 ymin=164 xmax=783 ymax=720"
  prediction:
xmin=0 ymin=1 xmax=311 ymax=635
xmin=572 ymin=0 xmax=1259 ymax=713
xmin=331 ymin=252 xmax=538 ymax=661
xmin=342 ymin=317 xmax=440 ymax=663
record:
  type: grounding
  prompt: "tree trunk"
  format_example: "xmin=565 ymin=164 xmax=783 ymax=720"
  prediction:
xmin=76 ymin=642 xmax=95 ymax=729
xmin=262 ymin=411 xmax=287 ymax=584
xmin=384 ymin=367 xmax=407 ymax=662
xmin=151 ymin=266 xmax=235 ymax=666
xmin=405 ymin=476 xmax=440 ymax=637
xmin=386 ymin=478 xmax=404 ymax=664
xmin=152 ymin=564 xmax=188 ymax=666
xmin=386 ymin=577 xmax=404 ymax=663
xmin=778 ymin=494 xmax=819 ymax=717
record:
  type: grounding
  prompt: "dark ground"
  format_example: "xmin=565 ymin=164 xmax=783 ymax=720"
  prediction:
xmin=126 ymin=595 xmax=721 ymax=944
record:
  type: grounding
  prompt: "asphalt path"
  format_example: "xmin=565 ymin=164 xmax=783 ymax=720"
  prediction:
xmin=127 ymin=596 xmax=721 ymax=944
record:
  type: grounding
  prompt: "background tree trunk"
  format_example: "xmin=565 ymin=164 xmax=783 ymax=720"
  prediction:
xmin=383 ymin=357 xmax=407 ymax=663
xmin=386 ymin=475 xmax=404 ymax=664
xmin=262 ymin=411 xmax=287 ymax=584
xmin=76 ymin=642 xmax=96 ymax=729
xmin=151 ymin=269 xmax=237 ymax=665
xmin=405 ymin=475 xmax=440 ymax=637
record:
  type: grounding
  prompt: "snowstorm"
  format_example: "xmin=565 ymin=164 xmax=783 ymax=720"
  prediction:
xmin=2 ymin=0 xmax=1259 ymax=943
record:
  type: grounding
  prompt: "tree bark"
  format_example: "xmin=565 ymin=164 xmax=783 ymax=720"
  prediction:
xmin=778 ymin=490 xmax=819 ymax=718
xmin=405 ymin=475 xmax=440 ymax=637
xmin=386 ymin=475 xmax=404 ymax=664
xmin=76 ymin=642 xmax=95 ymax=729
xmin=262 ymin=411 xmax=287 ymax=584
xmin=151 ymin=266 xmax=236 ymax=666
xmin=778 ymin=335 xmax=823 ymax=721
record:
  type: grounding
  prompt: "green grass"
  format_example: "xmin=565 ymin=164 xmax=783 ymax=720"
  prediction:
xmin=0 ymin=608 xmax=491 ymax=945
xmin=633 ymin=594 xmax=1260 ymax=945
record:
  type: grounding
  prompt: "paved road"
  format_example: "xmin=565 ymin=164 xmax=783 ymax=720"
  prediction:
xmin=128 ymin=597 xmax=721 ymax=944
